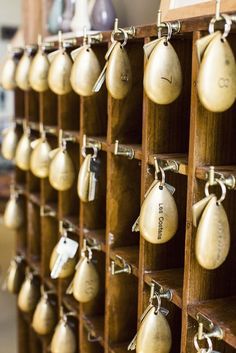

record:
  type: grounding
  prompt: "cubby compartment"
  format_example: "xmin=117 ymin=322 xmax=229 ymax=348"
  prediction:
xmin=58 ymin=92 xmax=80 ymax=132
xmin=58 ymin=141 xmax=80 ymax=222
xmin=40 ymin=90 xmax=58 ymax=127
xmin=25 ymin=91 xmax=39 ymax=123
xmin=106 ymin=269 xmax=138 ymax=346
xmin=41 ymin=215 xmax=58 ymax=282
xmin=81 ymin=44 xmax=108 ymax=138
xmin=15 ymin=88 xmax=25 ymax=119
xmin=81 ymin=151 xmax=107 ymax=242
xmin=108 ymin=40 xmax=144 ymax=145
xmin=27 ymin=201 xmax=41 ymax=266
xmin=144 ymin=35 xmax=192 ymax=155
xmin=107 ymin=155 xmax=141 ymax=248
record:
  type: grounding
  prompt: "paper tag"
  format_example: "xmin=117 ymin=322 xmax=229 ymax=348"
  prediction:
xmin=165 ymin=183 xmax=176 ymax=195
xmin=195 ymin=31 xmax=219 ymax=63
xmin=132 ymin=216 xmax=140 ymax=232
xmin=160 ymin=307 xmax=169 ymax=316
xmin=92 ymin=62 xmax=108 ymax=93
xmin=66 ymin=278 xmax=74 ymax=294
xmin=143 ymin=38 xmax=162 ymax=59
xmin=192 ymin=194 xmax=214 ymax=227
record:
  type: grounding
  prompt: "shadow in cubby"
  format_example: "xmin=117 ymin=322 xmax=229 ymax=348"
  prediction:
xmin=58 ymin=141 xmax=80 ymax=224
xmin=108 ymin=40 xmax=144 ymax=145
xmin=40 ymin=90 xmax=58 ymax=127
xmin=17 ymin=194 xmax=28 ymax=255
xmin=80 ymin=326 xmax=104 ymax=353
xmin=26 ymin=91 xmax=39 ymax=123
xmin=81 ymin=44 xmax=107 ymax=138
xmin=107 ymin=270 xmax=138 ymax=346
xmin=142 ymin=171 xmax=187 ymax=272
xmin=145 ymin=35 xmax=192 ymax=155
xmin=58 ymin=92 xmax=80 ymax=131
xmin=29 ymin=327 xmax=43 ymax=353
xmin=41 ymin=216 xmax=58 ymax=284
xmin=27 ymin=201 xmax=41 ymax=267
xmin=188 ymin=179 xmax=236 ymax=302
xmin=41 ymin=134 xmax=59 ymax=208
xmin=82 ymin=151 xmax=107 ymax=244
xmin=15 ymin=88 xmax=25 ymax=119
xmin=108 ymin=155 xmax=141 ymax=248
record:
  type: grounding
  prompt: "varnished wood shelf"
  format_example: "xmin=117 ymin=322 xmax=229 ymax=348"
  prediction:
xmin=63 ymin=215 xmax=80 ymax=235
xmin=28 ymin=192 xmax=41 ymax=207
xmin=82 ymin=315 xmax=105 ymax=346
xmin=63 ymin=295 xmax=79 ymax=315
xmin=88 ymin=136 xmax=108 ymax=152
xmin=109 ymin=143 xmax=142 ymax=161
xmin=109 ymin=342 xmax=129 ymax=353
xmin=63 ymin=130 xmax=80 ymax=143
xmin=110 ymin=246 xmax=139 ymax=278
xmin=144 ymin=268 xmax=183 ymax=308
xmin=188 ymin=296 xmax=236 ymax=349
xmin=83 ymin=228 xmax=106 ymax=252
xmin=196 ymin=165 xmax=236 ymax=188
xmin=148 ymin=153 xmax=188 ymax=176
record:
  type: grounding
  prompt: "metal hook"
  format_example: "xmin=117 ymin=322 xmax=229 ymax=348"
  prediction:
xmin=196 ymin=313 xmax=224 ymax=340
xmin=207 ymin=166 xmax=235 ymax=190
xmin=150 ymin=282 xmax=173 ymax=302
xmin=114 ymin=140 xmax=134 ymax=160
xmin=157 ymin=10 xmax=181 ymax=38
xmin=111 ymin=18 xmax=135 ymax=44
xmin=40 ymin=206 xmax=56 ymax=218
xmin=110 ymin=259 xmax=132 ymax=275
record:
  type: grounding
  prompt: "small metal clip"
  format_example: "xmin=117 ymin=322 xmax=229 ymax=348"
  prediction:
xmin=110 ymin=258 xmax=132 ymax=275
xmin=150 ymin=282 xmax=172 ymax=302
xmin=40 ymin=206 xmax=56 ymax=218
xmin=207 ymin=166 xmax=235 ymax=190
xmin=156 ymin=10 xmax=181 ymax=38
xmin=112 ymin=18 xmax=136 ymax=42
xmin=196 ymin=313 xmax=224 ymax=340
xmin=114 ymin=140 xmax=134 ymax=160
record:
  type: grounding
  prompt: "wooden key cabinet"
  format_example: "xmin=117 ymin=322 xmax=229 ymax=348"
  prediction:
xmin=6 ymin=8 xmax=236 ymax=353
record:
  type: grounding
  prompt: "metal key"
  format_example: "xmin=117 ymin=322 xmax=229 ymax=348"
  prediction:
xmin=88 ymin=158 xmax=101 ymax=202
xmin=50 ymin=237 xmax=78 ymax=279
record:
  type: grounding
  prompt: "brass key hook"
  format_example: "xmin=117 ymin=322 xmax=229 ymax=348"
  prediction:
xmin=111 ymin=18 xmax=136 ymax=45
xmin=156 ymin=10 xmax=181 ymax=39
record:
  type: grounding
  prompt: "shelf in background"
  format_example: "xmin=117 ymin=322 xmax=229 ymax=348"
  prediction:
xmin=110 ymin=246 xmax=139 ymax=278
xmin=82 ymin=315 xmax=105 ymax=347
xmin=63 ymin=215 xmax=80 ymax=235
xmin=109 ymin=143 xmax=142 ymax=161
xmin=188 ymin=296 xmax=236 ymax=349
xmin=83 ymin=229 xmax=106 ymax=252
xmin=144 ymin=268 xmax=183 ymax=308
xmin=109 ymin=342 xmax=129 ymax=353
xmin=148 ymin=153 xmax=188 ymax=176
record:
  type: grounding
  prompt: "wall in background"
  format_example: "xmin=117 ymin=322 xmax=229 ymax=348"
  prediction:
xmin=113 ymin=0 xmax=160 ymax=27
xmin=0 ymin=0 xmax=21 ymax=26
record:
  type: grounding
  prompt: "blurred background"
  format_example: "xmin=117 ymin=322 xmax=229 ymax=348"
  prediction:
xmin=0 ymin=1 xmax=159 ymax=352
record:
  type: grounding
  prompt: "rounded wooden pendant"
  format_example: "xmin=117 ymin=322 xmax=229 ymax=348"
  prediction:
xmin=139 ymin=182 xmax=178 ymax=244
xmin=195 ymin=196 xmax=230 ymax=270
xmin=32 ymin=296 xmax=56 ymax=335
xmin=51 ymin=319 xmax=76 ymax=353
xmin=15 ymin=53 xmax=32 ymax=91
xmin=18 ymin=277 xmax=40 ymax=313
xmin=70 ymin=46 xmax=101 ymax=96
xmin=1 ymin=127 xmax=18 ymax=161
xmin=1 ymin=57 xmax=17 ymax=90
xmin=49 ymin=149 xmax=75 ymax=191
xmin=136 ymin=306 xmax=172 ymax=353
xmin=30 ymin=138 xmax=51 ymax=178
xmin=4 ymin=197 xmax=24 ymax=230
xmin=6 ymin=258 xmax=25 ymax=294
xmin=72 ymin=257 xmax=99 ymax=303
xmin=144 ymin=38 xmax=182 ymax=105
xmin=29 ymin=51 xmax=49 ymax=92
xmin=48 ymin=51 xmax=72 ymax=95
xmin=106 ymin=42 xmax=132 ymax=100
xmin=15 ymin=133 xmax=32 ymax=171
xmin=197 ymin=32 xmax=236 ymax=112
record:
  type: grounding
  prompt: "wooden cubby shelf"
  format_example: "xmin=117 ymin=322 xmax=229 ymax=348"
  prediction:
xmin=188 ymin=297 xmax=236 ymax=349
xmin=12 ymin=13 xmax=236 ymax=353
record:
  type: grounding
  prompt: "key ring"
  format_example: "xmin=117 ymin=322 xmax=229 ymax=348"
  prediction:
xmin=82 ymin=146 xmax=98 ymax=159
xmin=149 ymin=293 xmax=161 ymax=314
xmin=209 ymin=14 xmax=232 ymax=40
xmin=204 ymin=179 xmax=226 ymax=205
xmin=154 ymin=159 xmax=166 ymax=186
xmin=111 ymin=28 xmax=128 ymax=48
xmin=194 ymin=333 xmax=213 ymax=353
